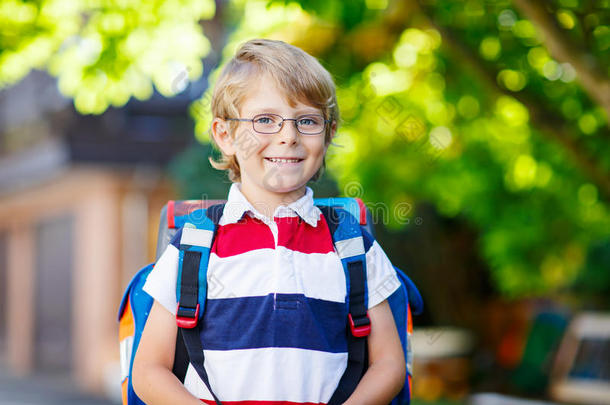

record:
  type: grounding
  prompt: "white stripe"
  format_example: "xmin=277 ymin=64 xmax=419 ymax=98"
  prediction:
xmin=207 ymin=247 xmax=346 ymax=302
xmin=144 ymin=239 xmax=403 ymax=313
xmin=119 ymin=336 xmax=134 ymax=381
xmin=180 ymin=227 xmax=214 ymax=248
xmin=183 ymin=347 xmax=348 ymax=402
xmin=334 ymin=236 xmax=365 ymax=259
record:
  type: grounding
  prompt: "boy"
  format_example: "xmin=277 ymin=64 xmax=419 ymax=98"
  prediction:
xmin=132 ymin=38 xmax=405 ymax=404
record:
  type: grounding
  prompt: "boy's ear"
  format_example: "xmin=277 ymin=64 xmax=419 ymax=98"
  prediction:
xmin=211 ymin=118 xmax=236 ymax=156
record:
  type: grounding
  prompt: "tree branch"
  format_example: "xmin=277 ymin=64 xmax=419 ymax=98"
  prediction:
xmin=415 ymin=1 xmax=610 ymax=202
xmin=512 ymin=0 xmax=610 ymax=124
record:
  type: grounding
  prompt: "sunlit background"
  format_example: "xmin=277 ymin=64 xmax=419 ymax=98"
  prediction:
xmin=0 ymin=0 xmax=609 ymax=404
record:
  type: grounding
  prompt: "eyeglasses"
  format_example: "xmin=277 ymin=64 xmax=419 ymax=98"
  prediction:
xmin=225 ymin=113 xmax=331 ymax=135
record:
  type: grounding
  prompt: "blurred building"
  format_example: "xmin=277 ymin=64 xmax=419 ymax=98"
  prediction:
xmin=0 ymin=68 xmax=206 ymax=396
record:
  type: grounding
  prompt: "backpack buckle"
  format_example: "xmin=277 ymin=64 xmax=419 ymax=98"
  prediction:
xmin=348 ymin=313 xmax=371 ymax=337
xmin=176 ymin=304 xmax=199 ymax=328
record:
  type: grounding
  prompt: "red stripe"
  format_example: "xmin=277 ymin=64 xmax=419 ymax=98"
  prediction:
xmin=167 ymin=200 xmax=175 ymax=229
xmin=276 ymin=214 xmax=334 ymax=254
xmin=355 ymin=197 xmax=367 ymax=225
xmin=202 ymin=401 xmax=325 ymax=405
xmin=212 ymin=215 xmax=275 ymax=257
xmin=211 ymin=214 xmax=335 ymax=257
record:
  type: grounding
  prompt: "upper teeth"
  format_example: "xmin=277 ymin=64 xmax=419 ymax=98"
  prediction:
xmin=267 ymin=158 xmax=300 ymax=163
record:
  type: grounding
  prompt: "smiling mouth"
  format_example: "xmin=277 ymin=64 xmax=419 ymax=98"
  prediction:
xmin=264 ymin=157 xmax=304 ymax=163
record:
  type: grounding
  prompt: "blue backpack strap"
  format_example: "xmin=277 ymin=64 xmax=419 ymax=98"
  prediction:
xmin=319 ymin=205 xmax=370 ymax=405
xmin=315 ymin=197 xmax=363 ymax=225
xmin=174 ymin=205 xmax=222 ymax=327
xmin=175 ymin=204 xmax=224 ymax=405
xmin=172 ymin=204 xmax=226 ymax=383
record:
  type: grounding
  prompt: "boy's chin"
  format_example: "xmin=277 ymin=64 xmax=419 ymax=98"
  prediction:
xmin=260 ymin=179 xmax=309 ymax=195
xmin=259 ymin=172 xmax=310 ymax=194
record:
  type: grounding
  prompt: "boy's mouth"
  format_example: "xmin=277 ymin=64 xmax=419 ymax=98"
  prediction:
xmin=264 ymin=157 xmax=304 ymax=163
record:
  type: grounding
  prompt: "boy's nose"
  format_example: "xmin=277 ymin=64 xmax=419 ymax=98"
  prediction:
xmin=276 ymin=120 xmax=299 ymax=144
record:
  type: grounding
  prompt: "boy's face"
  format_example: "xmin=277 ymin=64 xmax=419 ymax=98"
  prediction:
xmin=215 ymin=74 xmax=334 ymax=204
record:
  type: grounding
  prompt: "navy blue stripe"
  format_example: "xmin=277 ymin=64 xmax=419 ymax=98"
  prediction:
xmin=361 ymin=227 xmax=374 ymax=253
xmin=170 ymin=227 xmax=183 ymax=249
xmin=199 ymin=294 xmax=348 ymax=353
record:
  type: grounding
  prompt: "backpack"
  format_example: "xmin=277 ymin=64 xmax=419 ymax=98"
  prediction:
xmin=118 ymin=197 xmax=423 ymax=404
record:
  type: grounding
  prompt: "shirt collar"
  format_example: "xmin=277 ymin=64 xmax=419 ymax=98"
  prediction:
xmin=221 ymin=183 xmax=320 ymax=227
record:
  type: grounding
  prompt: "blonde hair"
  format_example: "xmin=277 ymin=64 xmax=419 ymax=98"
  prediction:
xmin=209 ymin=38 xmax=339 ymax=182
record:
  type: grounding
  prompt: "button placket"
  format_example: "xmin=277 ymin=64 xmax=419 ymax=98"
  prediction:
xmin=275 ymin=214 xmax=301 ymax=311
xmin=268 ymin=218 xmax=280 ymax=305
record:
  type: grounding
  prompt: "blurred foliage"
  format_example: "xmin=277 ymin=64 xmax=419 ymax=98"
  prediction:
xmin=168 ymin=142 xmax=233 ymax=200
xmin=573 ymin=238 xmax=610 ymax=297
xmin=187 ymin=0 xmax=610 ymax=298
xmin=0 ymin=0 xmax=215 ymax=113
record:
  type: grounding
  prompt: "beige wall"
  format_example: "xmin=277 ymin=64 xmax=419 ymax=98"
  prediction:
xmin=0 ymin=166 xmax=173 ymax=394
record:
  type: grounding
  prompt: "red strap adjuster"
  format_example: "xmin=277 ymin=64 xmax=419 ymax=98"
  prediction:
xmin=176 ymin=303 xmax=199 ymax=329
xmin=348 ymin=313 xmax=371 ymax=337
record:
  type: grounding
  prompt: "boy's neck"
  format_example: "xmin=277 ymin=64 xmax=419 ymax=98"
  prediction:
xmin=238 ymin=182 xmax=307 ymax=220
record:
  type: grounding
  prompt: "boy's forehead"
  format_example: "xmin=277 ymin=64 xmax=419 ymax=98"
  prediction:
xmin=238 ymin=74 xmax=320 ymax=115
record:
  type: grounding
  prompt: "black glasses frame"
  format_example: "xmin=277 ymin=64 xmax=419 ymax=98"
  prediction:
xmin=225 ymin=113 xmax=331 ymax=135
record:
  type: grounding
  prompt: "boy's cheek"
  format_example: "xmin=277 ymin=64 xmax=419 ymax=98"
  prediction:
xmin=232 ymin=128 xmax=266 ymax=158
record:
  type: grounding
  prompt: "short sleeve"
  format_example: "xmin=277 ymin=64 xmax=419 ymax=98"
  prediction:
xmin=142 ymin=228 xmax=183 ymax=315
xmin=363 ymin=229 xmax=401 ymax=309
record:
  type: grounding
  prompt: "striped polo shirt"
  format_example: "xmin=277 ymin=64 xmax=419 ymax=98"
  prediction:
xmin=143 ymin=183 xmax=401 ymax=404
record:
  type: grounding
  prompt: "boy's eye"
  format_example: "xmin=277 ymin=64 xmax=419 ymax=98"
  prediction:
xmin=254 ymin=115 xmax=278 ymax=125
xmin=298 ymin=118 xmax=314 ymax=126
xmin=297 ymin=116 xmax=321 ymax=126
